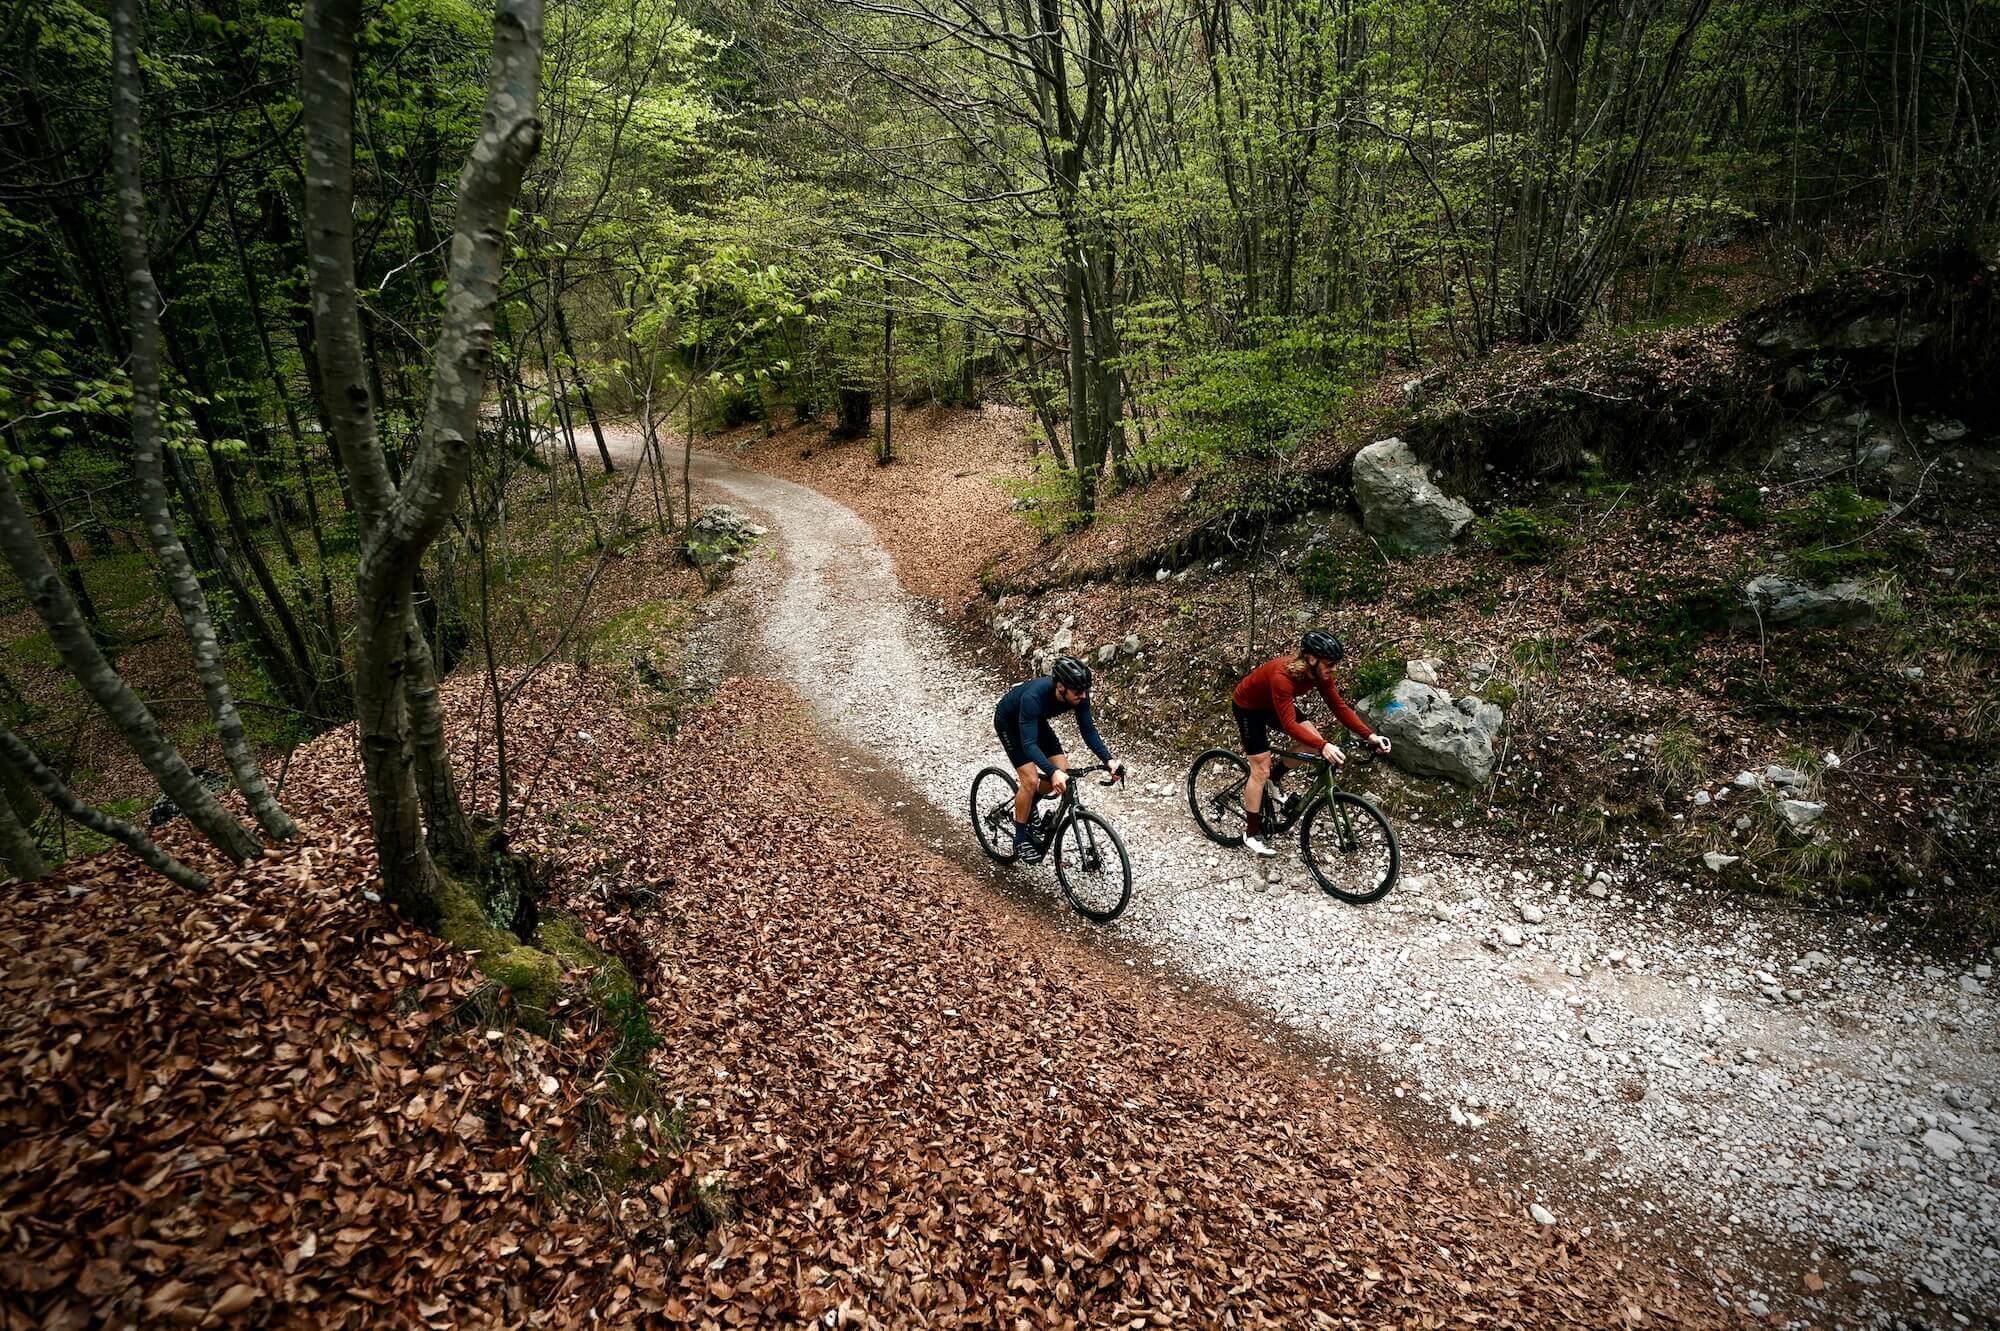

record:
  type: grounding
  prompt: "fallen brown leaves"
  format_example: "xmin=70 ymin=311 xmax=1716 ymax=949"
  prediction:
xmin=3 ymin=664 xmax=1738 ymax=1328
xmin=0 ymin=671 xmax=689 ymax=1330
xmin=702 ymin=405 xmax=1034 ymax=611
xmin=604 ymin=682 xmax=1735 ymax=1329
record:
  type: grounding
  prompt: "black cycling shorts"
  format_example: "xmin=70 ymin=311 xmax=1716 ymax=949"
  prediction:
xmin=996 ymin=710 xmax=1063 ymax=770
xmin=1233 ymin=703 xmax=1279 ymax=756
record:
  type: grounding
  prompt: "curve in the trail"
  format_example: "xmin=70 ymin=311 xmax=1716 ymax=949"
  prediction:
xmin=683 ymin=445 xmax=1999 ymax=1324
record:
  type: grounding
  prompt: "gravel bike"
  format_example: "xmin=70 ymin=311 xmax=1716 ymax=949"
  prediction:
xmin=969 ymin=762 xmax=1132 ymax=922
xmin=1184 ymin=746 xmax=1400 ymax=904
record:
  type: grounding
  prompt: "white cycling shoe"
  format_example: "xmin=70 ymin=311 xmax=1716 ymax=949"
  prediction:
xmin=1242 ymin=834 xmax=1277 ymax=858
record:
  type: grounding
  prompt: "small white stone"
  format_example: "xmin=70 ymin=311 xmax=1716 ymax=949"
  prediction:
xmin=1777 ymin=799 xmax=1825 ymax=831
xmin=1529 ymin=1204 xmax=1556 ymax=1225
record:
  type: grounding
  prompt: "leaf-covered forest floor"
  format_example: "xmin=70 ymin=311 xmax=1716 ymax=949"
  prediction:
xmin=0 ymin=659 xmax=1739 ymax=1326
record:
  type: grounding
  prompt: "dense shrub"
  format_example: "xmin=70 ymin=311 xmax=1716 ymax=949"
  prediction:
xmin=1478 ymin=507 xmax=1568 ymax=563
xmin=1296 ymin=547 xmax=1387 ymax=604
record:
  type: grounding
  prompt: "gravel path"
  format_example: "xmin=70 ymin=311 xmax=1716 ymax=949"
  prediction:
xmin=673 ymin=443 xmax=1998 ymax=1328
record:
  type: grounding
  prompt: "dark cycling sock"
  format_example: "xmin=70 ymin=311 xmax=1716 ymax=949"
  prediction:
xmin=1013 ymin=820 xmax=1032 ymax=843
xmin=1247 ymin=809 xmax=1263 ymax=837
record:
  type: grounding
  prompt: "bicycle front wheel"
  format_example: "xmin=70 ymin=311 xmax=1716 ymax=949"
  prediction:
xmin=1053 ymin=810 xmax=1132 ymax=922
xmin=1186 ymin=748 xmax=1250 ymax=846
xmin=1300 ymin=793 xmax=1400 ymax=904
xmin=970 ymin=766 xmax=1020 ymax=862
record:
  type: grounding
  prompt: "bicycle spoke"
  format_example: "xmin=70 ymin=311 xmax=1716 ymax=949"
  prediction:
xmin=1055 ymin=811 xmax=1130 ymax=922
xmin=1301 ymin=794 xmax=1399 ymax=905
xmin=1187 ymin=750 xmax=1253 ymax=846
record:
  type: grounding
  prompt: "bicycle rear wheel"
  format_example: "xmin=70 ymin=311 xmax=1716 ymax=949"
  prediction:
xmin=1300 ymin=793 xmax=1400 ymax=904
xmin=1186 ymin=748 xmax=1250 ymax=846
xmin=970 ymin=766 xmax=1020 ymax=862
xmin=1053 ymin=810 xmax=1132 ymax=922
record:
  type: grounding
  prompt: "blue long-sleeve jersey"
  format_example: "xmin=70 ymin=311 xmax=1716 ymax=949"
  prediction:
xmin=996 ymin=676 xmax=1112 ymax=777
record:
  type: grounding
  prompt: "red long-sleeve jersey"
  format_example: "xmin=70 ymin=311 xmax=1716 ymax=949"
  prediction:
xmin=1232 ymin=655 xmax=1374 ymax=751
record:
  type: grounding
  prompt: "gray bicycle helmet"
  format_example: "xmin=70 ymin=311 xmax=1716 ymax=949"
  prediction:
xmin=1051 ymin=655 xmax=1093 ymax=692
xmin=1300 ymin=628 xmax=1345 ymax=662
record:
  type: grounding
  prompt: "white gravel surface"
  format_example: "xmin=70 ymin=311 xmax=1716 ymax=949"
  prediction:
xmin=685 ymin=447 xmax=1999 ymax=1328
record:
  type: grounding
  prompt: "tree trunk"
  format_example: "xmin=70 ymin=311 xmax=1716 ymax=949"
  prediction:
xmin=204 ymin=444 xmax=327 ymax=695
xmin=21 ymin=467 xmax=106 ymax=643
xmin=0 ymin=468 xmax=260 ymax=863
xmin=403 ymin=612 xmax=477 ymax=872
xmin=0 ymin=751 xmax=46 ymax=881
xmin=166 ymin=449 xmax=316 ymax=715
xmin=0 ymin=725 xmax=206 ymax=890
xmin=303 ymin=0 xmax=547 ymax=929
xmin=110 ymin=0 xmax=298 ymax=842
xmin=554 ymin=297 xmax=614 ymax=472
xmin=835 ymin=386 xmax=871 ymax=440
xmin=878 ymin=306 xmax=895 ymax=464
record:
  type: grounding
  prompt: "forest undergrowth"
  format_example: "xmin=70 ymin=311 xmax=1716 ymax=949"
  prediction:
xmin=953 ymin=261 xmax=2000 ymax=945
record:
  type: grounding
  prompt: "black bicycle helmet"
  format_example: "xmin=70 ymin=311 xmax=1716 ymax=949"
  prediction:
xmin=1300 ymin=628 xmax=1345 ymax=663
xmin=1051 ymin=655 xmax=1093 ymax=692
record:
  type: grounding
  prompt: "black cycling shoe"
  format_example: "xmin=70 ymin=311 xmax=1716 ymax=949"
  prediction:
xmin=1014 ymin=838 xmax=1046 ymax=864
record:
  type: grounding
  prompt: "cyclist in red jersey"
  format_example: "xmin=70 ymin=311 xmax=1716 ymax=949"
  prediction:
xmin=1230 ymin=628 xmax=1391 ymax=856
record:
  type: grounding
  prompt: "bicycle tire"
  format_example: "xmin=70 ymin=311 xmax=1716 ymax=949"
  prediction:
xmin=1053 ymin=809 xmax=1132 ymax=922
xmin=1186 ymin=748 xmax=1250 ymax=846
xmin=1299 ymin=792 xmax=1400 ymax=904
xmin=970 ymin=766 xmax=1020 ymax=862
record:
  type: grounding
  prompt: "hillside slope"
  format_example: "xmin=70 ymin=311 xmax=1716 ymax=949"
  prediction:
xmin=1 ymin=662 xmax=1732 ymax=1327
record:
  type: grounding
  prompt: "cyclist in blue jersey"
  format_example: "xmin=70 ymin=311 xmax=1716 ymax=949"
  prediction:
xmin=994 ymin=655 xmax=1126 ymax=862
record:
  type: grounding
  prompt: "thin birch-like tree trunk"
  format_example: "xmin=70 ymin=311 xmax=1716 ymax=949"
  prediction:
xmin=0 ymin=726 xmax=207 ymax=890
xmin=111 ymin=0 xmax=298 ymax=843
xmin=0 ymin=467 xmax=260 ymax=863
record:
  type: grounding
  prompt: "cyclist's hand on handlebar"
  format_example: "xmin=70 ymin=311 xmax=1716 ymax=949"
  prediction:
xmin=1368 ymin=734 xmax=1392 ymax=756
xmin=1049 ymin=768 xmax=1070 ymax=792
xmin=1322 ymin=742 xmax=1346 ymax=766
xmin=1103 ymin=759 xmax=1127 ymax=785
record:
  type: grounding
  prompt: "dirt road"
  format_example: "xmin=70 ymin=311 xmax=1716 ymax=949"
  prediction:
xmin=616 ymin=428 xmax=1999 ymax=1326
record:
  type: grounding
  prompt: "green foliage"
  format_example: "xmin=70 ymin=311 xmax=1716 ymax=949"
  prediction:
xmin=1588 ymin=572 xmax=1735 ymax=685
xmin=1713 ymin=479 xmax=1767 ymax=528
xmin=1478 ymin=507 xmax=1568 ymax=563
xmin=1295 ymin=547 xmax=1385 ymax=605
xmin=1348 ymin=654 xmax=1402 ymax=704
xmin=1002 ymin=455 xmax=1088 ymax=538
xmin=1654 ymin=485 xmax=1699 ymax=520
xmin=1507 ymin=636 xmax=1563 ymax=679
xmin=1134 ymin=321 xmax=1357 ymax=473
xmin=1404 ymin=569 xmax=1504 ymax=614
xmin=1651 ymin=725 xmax=1704 ymax=793
xmin=1770 ymin=483 xmax=1923 ymax=581
xmin=1776 ymin=484 xmax=1884 ymax=546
